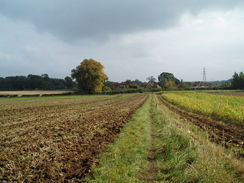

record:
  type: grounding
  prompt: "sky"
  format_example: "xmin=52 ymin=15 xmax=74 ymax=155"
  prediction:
xmin=1 ymin=0 xmax=244 ymax=82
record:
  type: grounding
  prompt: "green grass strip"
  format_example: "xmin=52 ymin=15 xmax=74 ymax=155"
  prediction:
xmin=83 ymin=94 xmax=152 ymax=182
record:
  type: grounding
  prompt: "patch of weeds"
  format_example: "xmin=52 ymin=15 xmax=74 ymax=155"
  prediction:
xmin=96 ymin=129 xmax=106 ymax=134
xmin=55 ymin=163 xmax=62 ymax=173
xmin=17 ymin=156 xmax=31 ymax=162
xmin=10 ymin=174 xmax=18 ymax=179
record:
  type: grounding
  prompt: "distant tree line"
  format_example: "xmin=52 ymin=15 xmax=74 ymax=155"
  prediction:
xmin=0 ymin=74 xmax=76 ymax=91
xmin=3 ymin=57 xmax=240 ymax=93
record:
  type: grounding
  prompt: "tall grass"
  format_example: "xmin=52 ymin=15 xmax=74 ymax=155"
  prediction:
xmin=153 ymin=96 xmax=243 ymax=182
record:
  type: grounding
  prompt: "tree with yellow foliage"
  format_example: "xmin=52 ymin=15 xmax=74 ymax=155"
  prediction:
xmin=71 ymin=59 xmax=107 ymax=93
xmin=164 ymin=79 xmax=175 ymax=89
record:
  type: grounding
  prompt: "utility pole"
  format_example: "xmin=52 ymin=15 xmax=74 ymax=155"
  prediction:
xmin=203 ymin=67 xmax=207 ymax=83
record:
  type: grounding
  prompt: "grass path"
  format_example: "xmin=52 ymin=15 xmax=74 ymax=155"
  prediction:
xmin=83 ymin=94 xmax=153 ymax=182
xmin=83 ymin=93 xmax=244 ymax=182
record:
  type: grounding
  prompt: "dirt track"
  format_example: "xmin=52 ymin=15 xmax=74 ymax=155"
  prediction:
xmin=157 ymin=95 xmax=244 ymax=157
xmin=0 ymin=94 xmax=148 ymax=182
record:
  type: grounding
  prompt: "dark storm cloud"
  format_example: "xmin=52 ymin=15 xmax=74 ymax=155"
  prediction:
xmin=1 ymin=0 xmax=243 ymax=43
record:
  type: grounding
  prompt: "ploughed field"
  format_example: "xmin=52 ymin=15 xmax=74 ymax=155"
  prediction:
xmin=0 ymin=94 xmax=148 ymax=182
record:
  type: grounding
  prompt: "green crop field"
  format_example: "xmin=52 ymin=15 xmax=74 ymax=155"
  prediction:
xmin=161 ymin=91 xmax=244 ymax=124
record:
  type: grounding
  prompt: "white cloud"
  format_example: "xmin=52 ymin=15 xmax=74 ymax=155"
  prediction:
xmin=22 ymin=46 xmax=40 ymax=52
xmin=0 ymin=52 xmax=19 ymax=61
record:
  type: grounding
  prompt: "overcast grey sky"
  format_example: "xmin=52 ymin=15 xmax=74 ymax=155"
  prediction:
xmin=1 ymin=0 xmax=244 ymax=82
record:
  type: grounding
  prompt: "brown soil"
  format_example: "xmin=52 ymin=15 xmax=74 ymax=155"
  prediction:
xmin=157 ymin=95 xmax=244 ymax=158
xmin=0 ymin=94 xmax=148 ymax=182
xmin=138 ymin=127 xmax=158 ymax=182
xmin=138 ymin=148 xmax=157 ymax=182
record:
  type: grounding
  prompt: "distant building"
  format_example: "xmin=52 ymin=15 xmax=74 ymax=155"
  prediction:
xmin=110 ymin=82 xmax=138 ymax=90
xmin=190 ymin=82 xmax=209 ymax=88
xmin=145 ymin=82 xmax=161 ymax=89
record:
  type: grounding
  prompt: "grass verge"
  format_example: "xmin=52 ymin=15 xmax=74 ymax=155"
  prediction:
xmin=82 ymin=94 xmax=152 ymax=182
xmin=151 ymin=95 xmax=244 ymax=182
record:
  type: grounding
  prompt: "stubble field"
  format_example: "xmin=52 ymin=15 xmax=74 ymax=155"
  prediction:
xmin=0 ymin=94 xmax=148 ymax=182
xmin=0 ymin=90 xmax=75 ymax=97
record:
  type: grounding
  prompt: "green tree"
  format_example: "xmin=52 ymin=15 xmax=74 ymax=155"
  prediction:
xmin=134 ymin=79 xmax=142 ymax=86
xmin=125 ymin=79 xmax=132 ymax=83
xmin=232 ymin=71 xmax=244 ymax=89
xmin=71 ymin=59 xmax=107 ymax=93
xmin=65 ymin=76 xmax=74 ymax=89
xmin=42 ymin=74 xmax=52 ymax=89
xmin=158 ymin=72 xmax=179 ymax=88
xmin=146 ymin=76 xmax=156 ymax=82
xmin=27 ymin=74 xmax=45 ymax=90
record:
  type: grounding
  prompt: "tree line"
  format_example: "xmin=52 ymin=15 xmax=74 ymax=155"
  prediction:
xmin=1 ymin=58 xmax=243 ymax=92
xmin=0 ymin=74 xmax=76 ymax=91
xmin=71 ymin=59 xmax=183 ymax=93
xmin=71 ymin=59 xmax=244 ymax=93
